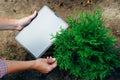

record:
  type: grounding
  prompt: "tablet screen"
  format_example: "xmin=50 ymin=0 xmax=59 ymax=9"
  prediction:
xmin=15 ymin=5 xmax=68 ymax=58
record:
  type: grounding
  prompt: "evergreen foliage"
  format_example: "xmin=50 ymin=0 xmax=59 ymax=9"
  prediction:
xmin=53 ymin=10 xmax=120 ymax=80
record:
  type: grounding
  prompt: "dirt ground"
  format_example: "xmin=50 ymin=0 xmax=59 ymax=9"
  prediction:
xmin=0 ymin=0 xmax=120 ymax=80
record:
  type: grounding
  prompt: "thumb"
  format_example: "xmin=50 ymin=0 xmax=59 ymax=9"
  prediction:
xmin=29 ymin=10 xmax=37 ymax=20
xmin=49 ymin=61 xmax=57 ymax=69
xmin=16 ymin=26 xmax=23 ymax=31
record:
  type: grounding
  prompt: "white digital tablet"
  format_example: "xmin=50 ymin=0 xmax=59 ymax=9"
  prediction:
xmin=15 ymin=5 xmax=68 ymax=59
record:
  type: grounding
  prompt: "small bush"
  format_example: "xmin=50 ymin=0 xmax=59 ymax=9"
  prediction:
xmin=53 ymin=10 xmax=120 ymax=80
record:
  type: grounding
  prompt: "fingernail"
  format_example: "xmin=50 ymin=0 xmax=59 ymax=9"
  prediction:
xmin=53 ymin=58 xmax=56 ymax=61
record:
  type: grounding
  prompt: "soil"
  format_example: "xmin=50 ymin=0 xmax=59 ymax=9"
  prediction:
xmin=0 ymin=0 xmax=120 ymax=80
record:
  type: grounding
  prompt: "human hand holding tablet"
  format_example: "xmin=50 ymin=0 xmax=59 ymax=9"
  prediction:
xmin=15 ymin=5 xmax=68 ymax=59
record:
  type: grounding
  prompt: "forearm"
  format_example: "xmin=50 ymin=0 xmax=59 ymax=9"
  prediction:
xmin=0 ymin=57 xmax=57 ymax=78
xmin=0 ymin=11 xmax=37 ymax=30
xmin=0 ymin=18 xmax=18 ymax=30
xmin=4 ymin=60 xmax=35 ymax=74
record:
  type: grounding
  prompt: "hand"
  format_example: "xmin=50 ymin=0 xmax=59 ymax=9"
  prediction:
xmin=16 ymin=11 xmax=37 ymax=30
xmin=33 ymin=56 xmax=57 ymax=73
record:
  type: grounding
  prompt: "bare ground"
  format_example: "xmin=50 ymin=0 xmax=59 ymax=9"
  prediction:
xmin=0 ymin=0 xmax=120 ymax=80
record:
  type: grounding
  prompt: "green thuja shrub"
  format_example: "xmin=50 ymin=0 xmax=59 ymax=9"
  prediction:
xmin=53 ymin=10 xmax=120 ymax=80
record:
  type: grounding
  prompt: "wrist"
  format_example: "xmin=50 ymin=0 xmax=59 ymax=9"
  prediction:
xmin=8 ymin=18 xmax=19 ymax=30
xmin=30 ymin=59 xmax=41 ymax=70
xmin=14 ymin=19 xmax=21 ymax=30
xmin=27 ymin=60 xmax=36 ymax=70
xmin=7 ymin=19 xmax=19 ymax=30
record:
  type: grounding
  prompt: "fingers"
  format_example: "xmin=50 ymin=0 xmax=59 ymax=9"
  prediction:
xmin=29 ymin=10 xmax=38 ymax=20
xmin=47 ymin=56 xmax=57 ymax=71
xmin=16 ymin=10 xmax=38 ymax=31
xmin=49 ymin=60 xmax=57 ymax=70
xmin=47 ymin=56 xmax=56 ymax=64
